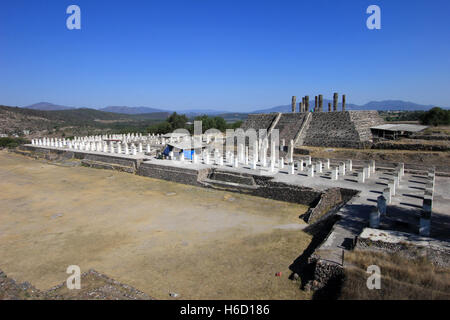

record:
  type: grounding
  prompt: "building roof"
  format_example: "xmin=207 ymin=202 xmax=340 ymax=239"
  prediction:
xmin=162 ymin=132 xmax=190 ymax=138
xmin=166 ymin=140 xmax=206 ymax=150
xmin=370 ymin=124 xmax=428 ymax=133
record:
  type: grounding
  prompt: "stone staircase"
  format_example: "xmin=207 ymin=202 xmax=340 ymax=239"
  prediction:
xmin=349 ymin=111 xmax=384 ymax=142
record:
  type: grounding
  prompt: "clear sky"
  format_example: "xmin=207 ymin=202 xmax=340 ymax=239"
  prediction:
xmin=1 ymin=0 xmax=449 ymax=112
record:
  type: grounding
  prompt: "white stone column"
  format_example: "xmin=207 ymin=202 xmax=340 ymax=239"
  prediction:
xmin=347 ymin=160 xmax=352 ymax=172
xmin=370 ymin=160 xmax=376 ymax=173
xmin=388 ymin=179 xmax=396 ymax=196
xmin=289 ymin=164 xmax=295 ymax=175
xmin=308 ymin=165 xmax=314 ymax=177
xmin=325 ymin=159 xmax=330 ymax=170
xmin=317 ymin=161 xmax=322 ymax=173
xmin=245 ymin=146 xmax=249 ymax=165
xmin=280 ymin=157 xmax=284 ymax=169
xmin=332 ymin=167 xmax=338 ymax=180
xmin=359 ymin=170 xmax=366 ymax=183
xmin=289 ymin=140 xmax=294 ymax=163
xmin=339 ymin=162 xmax=346 ymax=176
xmin=298 ymin=159 xmax=304 ymax=171
xmin=383 ymin=187 xmax=392 ymax=204
xmin=138 ymin=143 xmax=143 ymax=153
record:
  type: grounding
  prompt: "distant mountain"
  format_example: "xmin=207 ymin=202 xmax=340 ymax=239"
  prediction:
xmin=252 ymin=99 xmax=441 ymax=113
xmin=24 ymin=102 xmax=76 ymax=111
xmin=359 ymin=100 xmax=435 ymax=111
xmin=99 ymin=106 xmax=167 ymax=114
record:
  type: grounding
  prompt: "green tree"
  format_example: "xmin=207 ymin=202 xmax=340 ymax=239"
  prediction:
xmin=420 ymin=107 xmax=450 ymax=126
xmin=167 ymin=112 xmax=188 ymax=130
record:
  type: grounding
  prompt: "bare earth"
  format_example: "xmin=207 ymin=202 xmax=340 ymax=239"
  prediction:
xmin=0 ymin=151 xmax=311 ymax=300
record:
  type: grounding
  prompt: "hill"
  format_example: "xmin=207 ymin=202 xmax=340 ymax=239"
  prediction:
xmin=24 ymin=102 xmax=76 ymax=111
xmin=99 ymin=106 xmax=167 ymax=114
xmin=0 ymin=105 xmax=169 ymax=137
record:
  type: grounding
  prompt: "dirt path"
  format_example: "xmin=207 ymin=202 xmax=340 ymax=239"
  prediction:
xmin=0 ymin=151 xmax=311 ymax=299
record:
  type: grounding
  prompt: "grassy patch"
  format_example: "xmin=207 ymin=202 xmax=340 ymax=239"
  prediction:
xmin=339 ymin=250 xmax=450 ymax=300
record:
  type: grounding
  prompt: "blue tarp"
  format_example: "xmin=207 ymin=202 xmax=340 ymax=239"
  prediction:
xmin=163 ymin=145 xmax=195 ymax=160
xmin=183 ymin=149 xmax=194 ymax=160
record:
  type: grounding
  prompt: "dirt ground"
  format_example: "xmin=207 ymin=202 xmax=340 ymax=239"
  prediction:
xmin=0 ymin=151 xmax=312 ymax=300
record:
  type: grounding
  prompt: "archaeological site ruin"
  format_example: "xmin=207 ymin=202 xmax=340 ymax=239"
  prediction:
xmin=5 ymin=92 xmax=447 ymax=299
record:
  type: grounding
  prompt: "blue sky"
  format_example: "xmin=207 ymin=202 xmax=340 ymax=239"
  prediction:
xmin=1 ymin=0 xmax=449 ymax=112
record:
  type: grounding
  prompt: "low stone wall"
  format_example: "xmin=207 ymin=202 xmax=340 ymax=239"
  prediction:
xmin=304 ymin=188 xmax=358 ymax=224
xmin=306 ymin=253 xmax=344 ymax=291
xmin=18 ymin=145 xmax=142 ymax=173
xmin=372 ymin=142 xmax=450 ymax=152
xmin=137 ymin=162 xmax=208 ymax=187
xmin=356 ymin=228 xmax=450 ymax=268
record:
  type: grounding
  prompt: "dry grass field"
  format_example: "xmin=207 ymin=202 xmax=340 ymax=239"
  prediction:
xmin=0 ymin=150 xmax=312 ymax=300
xmin=340 ymin=250 xmax=450 ymax=300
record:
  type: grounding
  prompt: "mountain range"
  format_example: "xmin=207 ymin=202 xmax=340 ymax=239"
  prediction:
xmin=23 ymin=100 xmax=444 ymax=115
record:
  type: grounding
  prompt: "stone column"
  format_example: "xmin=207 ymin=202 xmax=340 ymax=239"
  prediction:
xmin=347 ymin=159 xmax=353 ymax=172
xmin=316 ymin=161 xmax=323 ymax=173
xmin=318 ymin=94 xmax=323 ymax=112
xmin=333 ymin=92 xmax=338 ymax=111
xmin=359 ymin=170 xmax=366 ymax=183
xmin=377 ymin=195 xmax=387 ymax=216
xmin=245 ymin=146 xmax=249 ymax=165
xmin=138 ymin=143 xmax=143 ymax=153
xmin=280 ymin=157 xmax=284 ymax=169
xmin=289 ymin=140 xmax=294 ymax=163
xmin=291 ymin=96 xmax=296 ymax=113
xmin=388 ymin=179 xmax=396 ymax=196
xmin=305 ymin=96 xmax=309 ymax=111
xmin=370 ymin=160 xmax=376 ymax=174
xmin=339 ymin=162 xmax=346 ymax=176
xmin=383 ymin=187 xmax=392 ymax=204
xmin=289 ymin=164 xmax=295 ymax=175
xmin=331 ymin=167 xmax=338 ymax=180
xmin=298 ymin=159 xmax=304 ymax=171
xmin=366 ymin=165 xmax=371 ymax=178
xmin=146 ymin=144 xmax=151 ymax=153
xmin=308 ymin=165 xmax=314 ymax=177
xmin=342 ymin=94 xmax=346 ymax=111
xmin=328 ymin=103 xmax=331 ymax=112
xmin=420 ymin=197 xmax=432 ymax=236
xmin=370 ymin=207 xmax=380 ymax=228
xmin=325 ymin=159 xmax=330 ymax=170
xmin=314 ymin=96 xmax=318 ymax=112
